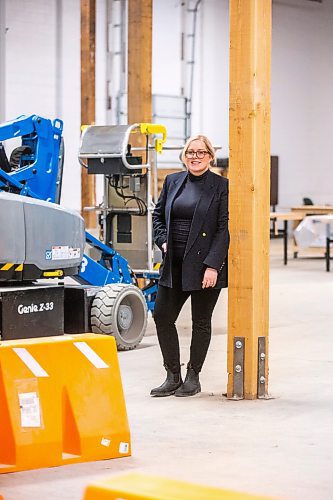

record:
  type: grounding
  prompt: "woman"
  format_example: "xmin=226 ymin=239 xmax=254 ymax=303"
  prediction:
xmin=151 ymin=135 xmax=229 ymax=397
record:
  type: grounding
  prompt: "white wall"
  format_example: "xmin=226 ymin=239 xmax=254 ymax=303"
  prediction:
xmin=57 ymin=0 xmax=81 ymax=210
xmin=5 ymin=0 xmax=57 ymax=116
xmin=152 ymin=0 xmax=229 ymax=147
xmin=190 ymin=0 xmax=229 ymax=148
xmin=0 ymin=0 xmax=6 ymax=121
xmin=152 ymin=0 xmax=182 ymax=96
xmin=2 ymin=0 xmax=333 ymax=211
xmin=271 ymin=0 xmax=333 ymax=206
xmin=152 ymin=0 xmax=229 ymax=158
xmin=152 ymin=0 xmax=333 ymax=207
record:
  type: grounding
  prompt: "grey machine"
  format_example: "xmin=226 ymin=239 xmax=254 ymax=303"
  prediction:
xmin=79 ymin=123 xmax=167 ymax=272
xmin=0 ymin=192 xmax=85 ymax=280
xmin=0 ymin=192 xmax=85 ymax=340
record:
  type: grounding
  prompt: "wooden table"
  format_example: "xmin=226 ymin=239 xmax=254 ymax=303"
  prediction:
xmin=291 ymin=205 xmax=333 ymax=216
xmin=270 ymin=212 xmax=304 ymax=265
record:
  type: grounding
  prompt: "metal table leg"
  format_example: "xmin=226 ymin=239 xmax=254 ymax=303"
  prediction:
xmin=326 ymin=224 xmax=331 ymax=272
xmin=284 ymin=220 xmax=288 ymax=265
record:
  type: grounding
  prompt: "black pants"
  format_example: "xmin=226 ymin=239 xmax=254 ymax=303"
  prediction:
xmin=153 ymin=276 xmax=221 ymax=374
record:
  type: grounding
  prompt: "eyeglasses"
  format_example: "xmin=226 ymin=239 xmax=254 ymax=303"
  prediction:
xmin=185 ymin=150 xmax=209 ymax=159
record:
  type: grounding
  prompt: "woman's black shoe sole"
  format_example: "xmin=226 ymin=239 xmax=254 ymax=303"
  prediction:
xmin=174 ymin=387 xmax=201 ymax=397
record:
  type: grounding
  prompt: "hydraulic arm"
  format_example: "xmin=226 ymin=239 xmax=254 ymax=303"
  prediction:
xmin=0 ymin=114 xmax=63 ymax=203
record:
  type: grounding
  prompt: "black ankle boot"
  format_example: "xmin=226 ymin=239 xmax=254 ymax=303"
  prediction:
xmin=174 ymin=364 xmax=201 ymax=397
xmin=150 ymin=367 xmax=183 ymax=397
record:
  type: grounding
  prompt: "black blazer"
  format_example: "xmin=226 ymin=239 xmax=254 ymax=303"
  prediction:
xmin=153 ymin=169 xmax=229 ymax=291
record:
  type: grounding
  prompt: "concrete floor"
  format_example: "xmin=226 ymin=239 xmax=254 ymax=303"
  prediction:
xmin=0 ymin=239 xmax=332 ymax=500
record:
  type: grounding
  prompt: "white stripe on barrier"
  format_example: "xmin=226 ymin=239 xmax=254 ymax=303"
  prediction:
xmin=73 ymin=342 xmax=109 ymax=369
xmin=13 ymin=348 xmax=49 ymax=377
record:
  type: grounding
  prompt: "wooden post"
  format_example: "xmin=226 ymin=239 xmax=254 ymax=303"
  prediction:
xmin=127 ymin=0 xmax=152 ymax=287
xmin=227 ymin=0 xmax=272 ymax=399
xmin=128 ymin=0 xmax=153 ymax=166
xmin=128 ymin=0 xmax=153 ymax=126
xmin=81 ymin=0 xmax=96 ymax=229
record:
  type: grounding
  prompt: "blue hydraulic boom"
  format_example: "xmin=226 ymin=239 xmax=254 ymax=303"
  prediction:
xmin=0 ymin=114 xmax=63 ymax=202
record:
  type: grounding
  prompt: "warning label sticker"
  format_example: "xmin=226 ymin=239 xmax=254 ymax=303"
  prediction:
xmin=19 ymin=392 xmax=41 ymax=428
xmin=119 ymin=442 xmax=129 ymax=454
xmin=101 ymin=438 xmax=111 ymax=447
xmin=45 ymin=246 xmax=81 ymax=261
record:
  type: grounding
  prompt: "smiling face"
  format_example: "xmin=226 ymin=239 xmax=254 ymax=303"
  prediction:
xmin=184 ymin=139 xmax=212 ymax=176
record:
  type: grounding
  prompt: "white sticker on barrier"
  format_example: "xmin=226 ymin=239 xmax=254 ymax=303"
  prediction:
xmin=73 ymin=342 xmax=109 ymax=369
xmin=19 ymin=392 xmax=41 ymax=428
xmin=13 ymin=348 xmax=49 ymax=377
xmin=101 ymin=438 xmax=111 ymax=447
xmin=119 ymin=442 xmax=129 ymax=454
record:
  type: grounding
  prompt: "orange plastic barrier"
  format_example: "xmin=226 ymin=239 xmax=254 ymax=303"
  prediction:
xmin=0 ymin=333 xmax=130 ymax=473
xmin=83 ymin=473 xmax=272 ymax=500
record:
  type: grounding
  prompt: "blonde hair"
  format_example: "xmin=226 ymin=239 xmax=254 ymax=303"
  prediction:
xmin=181 ymin=135 xmax=217 ymax=167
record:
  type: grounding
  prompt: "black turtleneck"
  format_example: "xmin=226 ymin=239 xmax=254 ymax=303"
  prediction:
xmin=171 ymin=169 xmax=208 ymax=262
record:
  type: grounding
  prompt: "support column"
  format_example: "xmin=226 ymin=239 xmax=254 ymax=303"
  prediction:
xmin=127 ymin=0 xmax=152 ymax=280
xmin=227 ymin=0 xmax=272 ymax=399
xmin=81 ymin=0 xmax=96 ymax=228
xmin=127 ymin=0 xmax=152 ymax=125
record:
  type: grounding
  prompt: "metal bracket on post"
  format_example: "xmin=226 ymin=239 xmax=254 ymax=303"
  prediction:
xmin=231 ymin=337 xmax=245 ymax=400
xmin=257 ymin=336 xmax=267 ymax=398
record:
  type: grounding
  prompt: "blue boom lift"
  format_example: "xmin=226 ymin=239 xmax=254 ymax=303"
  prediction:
xmin=0 ymin=115 xmax=166 ymax=350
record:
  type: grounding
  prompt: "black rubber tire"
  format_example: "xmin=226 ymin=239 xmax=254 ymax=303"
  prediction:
xmin=90 ymin=283 xmax=147 ymax=351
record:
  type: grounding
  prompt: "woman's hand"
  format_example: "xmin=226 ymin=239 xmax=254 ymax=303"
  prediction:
xmin=202 ymin=267 xmax=218 ymax=288
xmin=162 ymin=242 xmax=167 ymax=253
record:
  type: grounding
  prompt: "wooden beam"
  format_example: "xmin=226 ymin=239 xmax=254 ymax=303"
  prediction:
xmin=81 ymin=0 xmax=96 ymax=229
xmin=227 ymin=0 xmax=272 ymax=399
xmin=127 ymin=1 xmax=152 ymax=287
xmin=128 ymin=0 xmax=153 ymax=126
